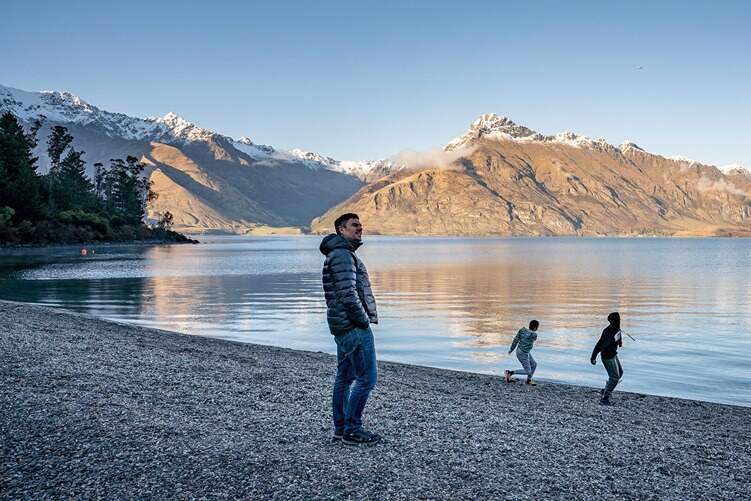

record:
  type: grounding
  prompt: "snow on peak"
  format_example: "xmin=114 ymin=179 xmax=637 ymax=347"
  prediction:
xmin=288 ymin=148 xmax=338 ymax=168
xmin=0 ymin=83 xmax=230 ymax=145
xmin=446 ymin=113 xmax=621 ymax=154
xmin=446 ymin=113 xmax=541 ymax=150
xmin=0 ymin=83 xmax=395 ymax=180
xmin=39 ymin=89 xmax=96 ymax=112
xmin=144 ymin=112 xmax=218 ymax=143
xmin=1 ymin=84 xmax=101 ymax=125
xmin=719 ymin=163 xmax=749 ymax=175
xmin=619 ymin=141 xmax=644 ymax=152
xmin=666 ymin=155 xmax=696 ymax=164
xmin=231 ymin=136 xmax=277 ymax=159
xmin=552 ymin=132 xmax=599 ymax=148
xmin=286 ymin=148 xmax=401 ymax=180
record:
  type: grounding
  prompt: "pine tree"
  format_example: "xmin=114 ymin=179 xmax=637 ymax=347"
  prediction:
xmin=27 ymin=115 xmax=46 ymax=149
xmin=107 ymin=158 xmax=129 ymax=214
xmin=46 ymin=125 xmax=73 ymax=174
xmin=0 ymin=112 xmax=44 ymax=222
xmin=56 ymin=147 xmax=94 ymax=211
xmin=97 ymin=156 xmax=156 ymax=224
xmin=45 ymin=125 xmax=74 ymax=209
xmin=124 ymin=155 xmax=155 ymax=223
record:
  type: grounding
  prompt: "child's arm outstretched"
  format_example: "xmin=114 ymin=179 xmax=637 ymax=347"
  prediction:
xmin=508 ymin=331 xmax=520 ymax=354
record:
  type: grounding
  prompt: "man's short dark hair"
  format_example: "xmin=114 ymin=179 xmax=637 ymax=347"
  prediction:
xmin=529 ymin=320 xmax=539 ymax=330
xmin=334 ymin=213 xmax=359 ymax=234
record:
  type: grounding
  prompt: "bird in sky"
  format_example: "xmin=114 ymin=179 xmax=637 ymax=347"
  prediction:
xmin=637 ymin=66 xmax=644 ymax=70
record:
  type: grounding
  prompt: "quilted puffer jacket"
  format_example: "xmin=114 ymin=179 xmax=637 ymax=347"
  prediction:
xmin=320 ymin=234 xmax=378 ymax=335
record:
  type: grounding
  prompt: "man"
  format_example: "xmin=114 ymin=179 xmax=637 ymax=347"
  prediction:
xmin=319 ymin=213 xmax=381 ymax=445
xmin=504 ymin=320 xmax=540 ymax=386
xmin=591 ymin=312 xmax=624 ymax=406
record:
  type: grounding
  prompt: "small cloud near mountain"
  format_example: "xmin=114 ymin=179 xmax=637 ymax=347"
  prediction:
xmin=697 ymin=176 xmax=748 ymax=198
xmin=390 ymin=145 xmax=475 ymax=171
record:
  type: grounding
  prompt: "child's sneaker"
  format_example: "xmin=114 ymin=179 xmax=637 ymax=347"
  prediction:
xmin=504 ymin=370 xmax=512 ymax=383
xmin=525 ymin=380 xmax=537 ymax=386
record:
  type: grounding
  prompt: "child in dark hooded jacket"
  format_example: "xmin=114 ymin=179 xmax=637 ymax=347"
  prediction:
xmin=591 ymin=312 xmax=623 ymax=405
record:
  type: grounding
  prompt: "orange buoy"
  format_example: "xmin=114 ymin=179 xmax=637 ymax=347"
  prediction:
xmin=81 ymin=249 xmax=87 ymax=256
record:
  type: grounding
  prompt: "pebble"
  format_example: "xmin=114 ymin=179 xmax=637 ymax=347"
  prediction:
xmin=1 ymin=300 xmax=749 ymax=499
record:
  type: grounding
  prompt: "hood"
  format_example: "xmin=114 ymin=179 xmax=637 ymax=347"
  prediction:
xmin=319 ymin=233 xmax=362 ymax=255
xmin=607 ymin=311 xmax=621 ymax=327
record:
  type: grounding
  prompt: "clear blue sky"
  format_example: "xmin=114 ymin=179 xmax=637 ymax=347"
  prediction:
xmin=2 ymin=1 xmax=749 ymax=167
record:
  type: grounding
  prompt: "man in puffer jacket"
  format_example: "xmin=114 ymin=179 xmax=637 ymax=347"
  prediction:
xmin=320 ymin=213 xmax=380 ymax=445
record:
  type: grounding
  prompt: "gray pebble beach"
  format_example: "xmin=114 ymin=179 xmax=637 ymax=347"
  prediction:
xmin=1 ymin=300 xmax=749 ymax=499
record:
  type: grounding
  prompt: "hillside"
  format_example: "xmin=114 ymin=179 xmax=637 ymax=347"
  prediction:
xmin=312 ymin=115 xmax=751 ymax=236
xmin=1 ymin=84 xmax=397 ymax=234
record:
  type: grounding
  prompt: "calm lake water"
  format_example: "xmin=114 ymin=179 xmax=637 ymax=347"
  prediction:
xmin=2 ymin=236 xmax=750 ymax=407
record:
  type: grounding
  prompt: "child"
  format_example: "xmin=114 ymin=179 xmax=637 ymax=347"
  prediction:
xmin=504 ymin=320 xmax=539 ymax=386
xmin=590 ymin=312 xmax=623 ymax=406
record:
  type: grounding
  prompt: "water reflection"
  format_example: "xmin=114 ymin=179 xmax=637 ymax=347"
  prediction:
xmin=1 ymin=236 xmax=750 ymax=406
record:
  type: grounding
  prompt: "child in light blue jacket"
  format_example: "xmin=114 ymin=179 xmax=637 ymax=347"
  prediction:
xmin=505 ymin=320 xmax=539 ymax=386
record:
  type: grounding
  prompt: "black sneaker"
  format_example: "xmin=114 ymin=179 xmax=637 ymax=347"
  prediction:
xmin=599 ymin=397 xmax=613 ymax=406
xmin=332 ymin=428 xmax=344 ymax=441
xmin=342 ymin=429 xmax=382 ymax=446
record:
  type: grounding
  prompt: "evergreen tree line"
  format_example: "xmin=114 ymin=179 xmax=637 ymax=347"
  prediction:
xmin=0 ymin=111 xmax=190 ymax=244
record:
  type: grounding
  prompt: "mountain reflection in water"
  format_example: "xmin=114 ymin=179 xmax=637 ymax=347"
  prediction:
xmin=1 ymin=236 xmax=749 ymax=406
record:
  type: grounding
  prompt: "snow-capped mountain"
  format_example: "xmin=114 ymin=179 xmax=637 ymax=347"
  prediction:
xmin=0 ymin=84 xmax=397 ymax=180
xmin=444 ymin=113 xmax=750 ymax=173
xmin=618 ymin=141 xmax=645 ymax=153
xmin=232 ymin=136 xmax=278 ymax=159
xmin=286 ymin=149 xmax=401 ymax=181
xmin=446 ymin=113 xmax=626 ymax=156
xmin=5 ymin=84 xmax=748 ymax=236
xmin=0 ymin=83 xmax=377 ymax=233
xmin=0 ymin=84 xmax=215 ymax=144
xmin=313 ymin=113 xmax=751 ymax=237
xmin=718 ymin=163 xmax=749 ymax=175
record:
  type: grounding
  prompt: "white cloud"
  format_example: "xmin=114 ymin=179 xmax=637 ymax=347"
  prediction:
xmin=697 ymin=175 xmax=747 ymax=197
xmin=389 ymin=145 xmax=476 ymax=171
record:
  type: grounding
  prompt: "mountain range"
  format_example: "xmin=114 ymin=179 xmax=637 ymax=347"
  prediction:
xmin=0 ymin=84 xmax=399 ymax=234
xmin=313 ymin=114 xmax=751 ymax=236
xmin=3 ymin=85 xmax=749 ymax=236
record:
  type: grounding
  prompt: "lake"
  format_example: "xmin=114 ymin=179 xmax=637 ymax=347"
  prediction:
xmin=1 ymin=236 xmax=750 ymax=406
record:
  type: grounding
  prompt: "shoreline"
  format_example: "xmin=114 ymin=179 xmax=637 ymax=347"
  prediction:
xmin=0 ymin=238 xmax=200 ymax=249
xmin=172 ymin=231 xmax=751 ymax=238
xmin=2 ymin=299 xmax=749 ymax=498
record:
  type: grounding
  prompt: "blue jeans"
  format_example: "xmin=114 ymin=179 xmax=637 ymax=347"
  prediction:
xmin=332 ymin=326 xmax=377 ymax=434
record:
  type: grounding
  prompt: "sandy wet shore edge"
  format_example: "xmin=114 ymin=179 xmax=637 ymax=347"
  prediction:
xmin=1 ymin=300 xmax=748 ymax=499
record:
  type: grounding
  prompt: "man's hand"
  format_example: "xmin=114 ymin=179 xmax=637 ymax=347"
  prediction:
xmin=590 ymin=358 xmax=596 ymax=365
xmin=508 ymin=350 xmax=513 ymax=355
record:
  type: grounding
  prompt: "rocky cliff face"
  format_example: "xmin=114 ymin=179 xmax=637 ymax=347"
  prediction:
xmin=142 ymin=138 xmax=365 ymax=232
xmin=312 ymin=115 xmax=751 ymax=236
